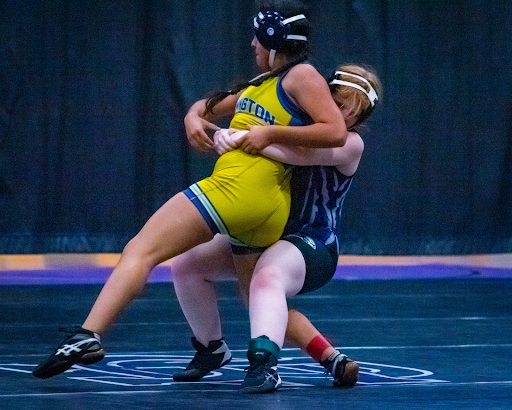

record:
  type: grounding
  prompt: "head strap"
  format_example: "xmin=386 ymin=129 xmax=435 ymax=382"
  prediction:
xmin=281 ymin=14 xmax=307 ymax=41
xmin=329 ymin=71 xmax=378 ymax=107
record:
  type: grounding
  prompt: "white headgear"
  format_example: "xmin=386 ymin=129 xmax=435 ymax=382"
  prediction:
xmin=329 ymin=71 xmax=378 ymax=107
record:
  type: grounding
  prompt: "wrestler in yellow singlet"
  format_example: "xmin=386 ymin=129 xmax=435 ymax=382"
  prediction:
xmin=184 ymin=69 xmax=312 ymax=250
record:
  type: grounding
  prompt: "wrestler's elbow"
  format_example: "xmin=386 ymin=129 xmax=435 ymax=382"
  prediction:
xmin=328 ymin=125 xmax=347 ymax=147
xmin=338 ymin=131 xmax=348 ymax=147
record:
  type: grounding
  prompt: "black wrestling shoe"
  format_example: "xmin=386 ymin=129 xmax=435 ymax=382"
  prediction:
xmin=239 ymin=336 xmax=282 ymax=394
xmin=321 ymin=350 xmax=359 ymax=387
xmin=32 ymin=326 xmax=104 ymax=379
xmin=173 ymin=337 xmax=232 ymax=382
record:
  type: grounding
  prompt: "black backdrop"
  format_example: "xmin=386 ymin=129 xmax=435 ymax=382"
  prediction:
xmin=1 ymin=0 xmax=511 ymax=255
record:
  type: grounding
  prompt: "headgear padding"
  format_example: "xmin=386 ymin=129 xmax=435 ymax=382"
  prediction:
xmin=253 ymin=11 xmax=307 ymax=51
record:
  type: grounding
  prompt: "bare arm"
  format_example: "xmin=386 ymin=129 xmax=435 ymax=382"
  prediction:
xmin=184 ymin=94 xmax=240 ymax=152
xmin=236 ymin=64 xmax=348 ymax=154
xmin=215 ymin=129 xmax=364 ymax=176
xmin=262 ymin=132 xmax=364 ymax=176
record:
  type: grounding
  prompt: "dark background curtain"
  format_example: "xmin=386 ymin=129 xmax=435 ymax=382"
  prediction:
xmin=1 ymin=0 xmax=511 ymax=255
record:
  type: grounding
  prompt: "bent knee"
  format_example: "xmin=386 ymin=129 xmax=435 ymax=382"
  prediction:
xmin=120 ymin=237 xmax=160 ymax=270
xmin=171 ymin=254 xmax=192 ymax=279
xmin=251 ymin=266 xmax=284 ymax=291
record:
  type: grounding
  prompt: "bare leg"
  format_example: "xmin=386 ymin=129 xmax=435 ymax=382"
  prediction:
xmin=232 ymin=240 xmax=338 ymax=359
xmin=232 ymin=252 xmax=261 ymax=307
xmin=173 ymin=234 xmax=338 ymax=360
xmin=248 ymin=241 xmax=305 ymax=348
xmin=83 ymin=193 xmax=214 ymax=334
xmin=172 ymin=235 xmax=236 ymax=346
xmin=286 ymin=308 xmax=336 ymax=361
xmin=286 ymin=307 xmax=359 ymax=386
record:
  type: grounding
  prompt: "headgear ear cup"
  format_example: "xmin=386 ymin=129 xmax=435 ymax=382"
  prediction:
xmin=254 ymin=11 xmax=288 ymax=50
xmin=253 ymin=11 xmax=307 ymax=51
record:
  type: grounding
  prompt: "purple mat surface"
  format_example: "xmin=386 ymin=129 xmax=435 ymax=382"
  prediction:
xmin=333 ymin=264 xmax=512 ymax=280
xmin=1 ymin=264 xmax=511 ymax=285
xmin=0 ymin=266 xmax=171 ymax=286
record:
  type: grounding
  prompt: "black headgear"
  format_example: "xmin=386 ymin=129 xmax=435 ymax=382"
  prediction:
xmin=253 ymin=10 xmax=308 ymax=51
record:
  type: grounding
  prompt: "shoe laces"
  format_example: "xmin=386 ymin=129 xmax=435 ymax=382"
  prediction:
xmin=244 ymin=357 xmax=274 ymax=378
xmin=187 ymin=347 xmax=221 ymax=370
xmin=44 ymin=326 xmax=88 ymax=353
xmin=245 ymin=364 xmax=266 ymax=379
xmin=323 ymin=365 xmax=337 ymax=380
xmin=188 ymin=351 xmax=207 ymax=369
xmin=58 ymin=326 xmax=81 ymax=335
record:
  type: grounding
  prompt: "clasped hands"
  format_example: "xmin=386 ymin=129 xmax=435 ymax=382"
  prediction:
xmin=213 ymin=126 xmax=271 ymax=156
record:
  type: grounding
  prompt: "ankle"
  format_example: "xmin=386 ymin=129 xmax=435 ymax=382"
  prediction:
xmin=320 ymin=346 xmax=337 ymax=362
xmin=306 ymin=334 xmax=333 ymax=362
xmin=248 ymin=335 xmax=280 ymax=361
xmin=76 ymin=326 xmax=101 ymax=341
xmin=191 ymin=337 xmax=226 ymax=352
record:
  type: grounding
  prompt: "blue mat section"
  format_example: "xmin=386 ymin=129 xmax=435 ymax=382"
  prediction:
xmin=0 ymin=279 xmax=511 ymax=409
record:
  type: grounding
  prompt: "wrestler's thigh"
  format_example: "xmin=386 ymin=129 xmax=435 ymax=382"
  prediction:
xmin=172 ymin=234 xmax=237 ymax=281
xmin=129 ymin=193 xmax=214 ymax=264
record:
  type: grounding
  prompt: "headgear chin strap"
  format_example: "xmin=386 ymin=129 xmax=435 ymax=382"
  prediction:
xmin=329 ymin=71 xmax=378 ymax=107
xmin=253 ymin=11 xmax=308 ymax=68
xmin=269 ymin=49 xmax=277 ymax=68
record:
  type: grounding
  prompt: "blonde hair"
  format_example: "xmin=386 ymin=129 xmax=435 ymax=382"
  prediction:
xmin=329 ymin=64 xmax=382 ymax=130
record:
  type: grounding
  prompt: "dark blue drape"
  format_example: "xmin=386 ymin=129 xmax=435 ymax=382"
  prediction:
xmin=1 ymin=0 xmax=511 ymax=255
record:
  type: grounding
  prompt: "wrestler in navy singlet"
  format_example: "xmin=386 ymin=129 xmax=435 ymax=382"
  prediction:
xmin=285 ymin=166 xmax=352 ymax=251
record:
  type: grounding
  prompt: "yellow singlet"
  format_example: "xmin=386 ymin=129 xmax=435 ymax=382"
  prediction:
xmin=185 ymin=72 xmax=312 ymax=250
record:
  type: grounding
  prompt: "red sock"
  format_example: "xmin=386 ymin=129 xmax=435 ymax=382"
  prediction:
xmin=305 ymin=335 xmax=332 ymax=363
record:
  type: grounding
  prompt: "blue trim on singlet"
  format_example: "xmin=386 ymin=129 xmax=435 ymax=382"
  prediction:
xmin=184 ymin=186 xmax=267 ymax=252
xmin=276 ymin=68 xmax=313 ymax=127
xmin=183 ymin=187 xmax=221 ymax=235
